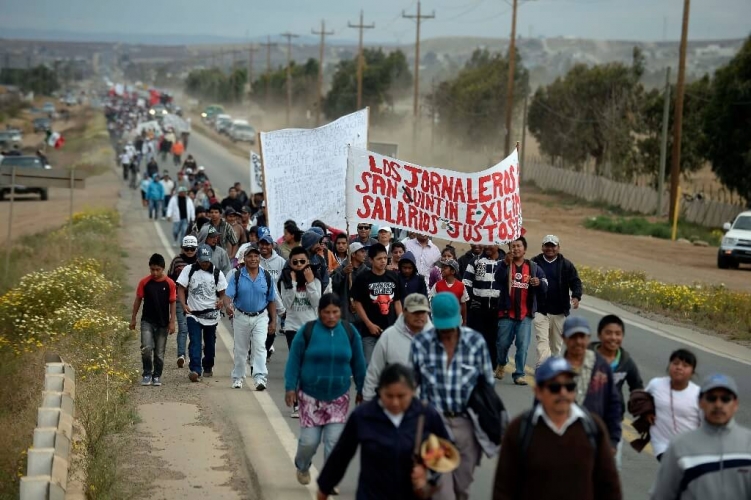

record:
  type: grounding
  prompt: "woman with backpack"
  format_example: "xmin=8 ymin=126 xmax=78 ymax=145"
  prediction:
xmin=284 ymin=293 xmax=367 ymax=489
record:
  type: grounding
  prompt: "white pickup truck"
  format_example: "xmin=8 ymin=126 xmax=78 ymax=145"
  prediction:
xmin=718 ymin=211 xmax=751 ymax=269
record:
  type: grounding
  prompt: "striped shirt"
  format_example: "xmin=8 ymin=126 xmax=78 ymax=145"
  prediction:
xmin=411 ymin=327 xmax=494 ymax=413
xmin=462 ymin=256 xmax=503 ymax=299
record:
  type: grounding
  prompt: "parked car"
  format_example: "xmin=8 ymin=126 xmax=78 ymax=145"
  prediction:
xmin=42 ymin=102 xmax=56 ymax=114
xmin=201 ymin=104 xmax=225 ymax=123
xmin=229 ymin=122 xmax=256 ymax=144
xmin=0 ymin=155 xmax=51 ymax=201
xmin=3 ymin=128 xmax=22 ymax=142
xmin=0 ymin=131 xmax=21 ymax=148
xmin=214 ymin=114 xmax=233 ymax=134
xmin=718 ymin=211 xmax=751 ymax=269
xmin=33 ymin=117 xmax=51 ymax=133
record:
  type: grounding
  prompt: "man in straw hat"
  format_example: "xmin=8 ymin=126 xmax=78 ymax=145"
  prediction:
xmin=492 ymin=356 xmax=621 ymax=500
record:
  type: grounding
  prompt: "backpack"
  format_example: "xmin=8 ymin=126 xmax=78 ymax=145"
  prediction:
xmin=517 ymin=406 xmax=600 ymax=461
xmin=301 ymin=320 xmax=356 ymax=360
xmin=187 ymin=263 xmax=220 ymax=297
xmin=233 ymin=266 xmax=272 ymax=304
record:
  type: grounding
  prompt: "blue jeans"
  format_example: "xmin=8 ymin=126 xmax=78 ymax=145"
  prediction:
xmin=148 ymin=199 xmax=162 ymax=219
xmin=497 ymin=317 xmax=533 ymax=380
xmin=294 ymin=423 xmax=345 ymax=473
xmin=162 ymin=195 xmax=171 ymax=217
xmin=187 ymin=316 xmax=217 ymax=375
xmin=175 ymin=301 xmax=188 ymax=358
xmin=172 ymin=219 xmax=189 ymax=245
xmin=141 ymin=320 xmax=168 ymax=377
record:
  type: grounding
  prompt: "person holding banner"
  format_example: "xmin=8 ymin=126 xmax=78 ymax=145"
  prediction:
xmin=331 ymin=242 xmax=370 ymax=327
xmin=495 ymin=236 xmax=548 ymax=385
xmin=351 ymin=243 xmax=403 ymax=364
xmin=351 ymin=222 xmax=377 ymax=248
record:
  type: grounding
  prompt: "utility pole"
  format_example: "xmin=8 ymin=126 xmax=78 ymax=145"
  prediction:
xmin=348 ymin=11 xmax=375 ymax=110
xmin=312 ymin=20 xmax=334 ymax=126
xmin=521 ymin=92 xmax=528 ymax=166
xmin=280 ymin=32 xmax=300 ymax=126
xmin=247 ymin=44 xmax=259 ymax=94
xmin=504 ymin=0 xmax=519 ymax=157
xmin=260 ymin=36 xmax=278 ymax=106
xmin=403 ymin=2 xmax=435 ymax=118
xmin=657 ymin=66 xmax=672 ymax=216
xmin=669 ymin=0 xmax=690 ymax=222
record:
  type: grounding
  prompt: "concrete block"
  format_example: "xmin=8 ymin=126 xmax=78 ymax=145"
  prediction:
xmin=42 ymin=392 xmax=62 ymax=409
xmin=33 ymin=427 xmax=57 ymax=449
xmin=58 ymin=412 xmax=74 ymax=438
xmin=20 ymin=477 xmax=50 ymax=500
xmin=37 ymin=408 xmax=61 ymax=428
xmin=50 ymin=455 xmax=69 ymax=490
xmin=46 ymin=362 xmax=66 ymax=374
xmin=27 ymin=448 xmax=54 ymax=477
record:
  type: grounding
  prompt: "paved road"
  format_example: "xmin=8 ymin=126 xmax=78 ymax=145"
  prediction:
xmin=153 ymin=127 xmax=751 ymax=500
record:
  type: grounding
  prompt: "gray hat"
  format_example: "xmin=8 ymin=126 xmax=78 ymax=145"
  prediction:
xmin=197 ymin=244 xmax=213 ymax=262
xmin=562 ymin=316 xmax=591 ymax=338
xmin=438 ymin=258 xmax=460 ymax=273
xmin=404 ymin=293 xmax=431 ymax=313
xmin=349 ymin=241 xmax=365 ymax=253
xmin=700 ymin=373 xmax=738 ymax=397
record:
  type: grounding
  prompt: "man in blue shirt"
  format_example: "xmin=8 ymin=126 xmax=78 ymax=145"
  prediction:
xmin=225 ymin=244 xmax=277 ymax=391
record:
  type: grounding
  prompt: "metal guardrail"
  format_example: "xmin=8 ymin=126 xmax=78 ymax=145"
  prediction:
xmin=19 ymin=355 xmax=76 ymax=500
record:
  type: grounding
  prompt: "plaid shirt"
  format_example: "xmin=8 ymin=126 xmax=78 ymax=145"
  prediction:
xmin=411 ymin=327 xmax=494 ymax=413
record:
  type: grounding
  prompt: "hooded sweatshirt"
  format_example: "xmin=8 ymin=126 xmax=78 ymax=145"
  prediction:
xmin=650 ymin=419 xmax=751 ymax=500
xmin=278 ymin=277 xmax=322 ymax=333
xmin=362 ymin=314 xmax=433 ymax=401
xmin=397 ymin=252 xmax=428 ymax=302
xmin=589 ymin=342 xmax=644 ymax=417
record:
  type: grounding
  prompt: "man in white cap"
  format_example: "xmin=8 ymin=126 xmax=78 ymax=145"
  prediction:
xmin=651 ymin=373 xmax=751 ymax=500
xmin=531 ymin=234 xmax=582 ymax=365
xmin=376 ymin=226 xmax=393 ymax=254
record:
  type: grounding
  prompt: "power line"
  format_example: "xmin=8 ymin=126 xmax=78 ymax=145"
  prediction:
xmin=312 ymin=20 xmax=334 ymax=126
xmin=280 ymin=32 xmax=300 ymax=126
xmin=260 ymin=36 xmax=278 ymax=105
xmin=348 ymin=11 xmax=375 ymax=110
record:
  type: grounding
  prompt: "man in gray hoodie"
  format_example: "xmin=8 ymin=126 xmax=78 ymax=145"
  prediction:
xmin=362 ymin=293 xmax=433 ymax=400
xmin=651 ymin=373 xmax=751 ymax=500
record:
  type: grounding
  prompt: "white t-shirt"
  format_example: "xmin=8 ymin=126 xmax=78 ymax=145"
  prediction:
xmin=176 ymin=264 xmax=228 ymax=326
xmin=161 ymin=179 xmax=175 ymax=196
xmin=645 ymin=376 xmax=702 ymax=456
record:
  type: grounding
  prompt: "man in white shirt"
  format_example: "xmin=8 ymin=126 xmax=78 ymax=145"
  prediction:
xmin=376 ymin=226 xmax=392 ymax=254
xmin=176 ymin=244 xmax=228 ymax=382
xmin=404 ymin=234 xmax=442 ymax=287
xmin=160 ymin=173 xmax=175 ymax=220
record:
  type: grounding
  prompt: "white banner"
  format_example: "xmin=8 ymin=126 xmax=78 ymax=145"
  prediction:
xmin=260 ymin=109 xmax=368 ymax=238
xmin=249 ymin=151 xmax=263 ymax=195
xmin=346 ymin=147 xmax=522 ymax=245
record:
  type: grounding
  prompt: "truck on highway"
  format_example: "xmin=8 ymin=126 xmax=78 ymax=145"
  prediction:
xmin=718 ymin=211 xmax=751 ymax=269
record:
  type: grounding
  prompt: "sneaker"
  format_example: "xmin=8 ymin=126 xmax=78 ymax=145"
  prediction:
xmin=189 ymin=371 xmax=200 ymax=382
xmin=232 ymin=379 xmax=243 ymax=389
xmin=513 ymin=377 xmax=528 ymax=386
xmin=177 ymin=356 xmax=185 ymax=368
xmin=152 ymin=377 xmax=162 ymax=386
xmin=296 ymin=469 xmax=310 ymax=485
xmin=494 ymin=366 xmax=506 ymax=380
xmin=291 ymin=404 xmax=299 ymax=418
xmin=141 ymin=375 xmax=152 ymax=386
xmin=203 ymin=371 xmax=213 ymax=378
xmin=255 ymin=381 xmax=266 ymax=391
xmin=331 ymin=487 xmax=340 ymax=495
xmin=267 ymin=345 xmax=275 ymax=361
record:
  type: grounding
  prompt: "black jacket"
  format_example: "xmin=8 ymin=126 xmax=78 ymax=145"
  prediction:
xmin=531 ymin=253 xmax=582 ymax=316
xmin=589 ymin=342 xmax=644 ymax=417
xmin=458 ymin=249 xmax=481 ymax=278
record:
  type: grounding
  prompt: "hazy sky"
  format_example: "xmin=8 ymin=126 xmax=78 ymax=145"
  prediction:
xmin=1 ymin=0 xmax=749 ymax=43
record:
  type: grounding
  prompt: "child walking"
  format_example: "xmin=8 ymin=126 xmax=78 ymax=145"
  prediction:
xmin=429 ymin=258 xmax=469 ymax=325
xmin=130 ymin=253 xmax=177 ymax=386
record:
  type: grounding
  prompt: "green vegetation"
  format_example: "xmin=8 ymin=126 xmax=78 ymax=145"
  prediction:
xmin=0 ymin=65 xmax=60 ymax=95
xmin=581 ymin=266 xmax=751 ymax=340
xmin=0 ymin=209 xmax=137 ymax=499
xmin=185 ymin=67 xmax=249 ymax=104
xmin=255 ymin=58 xmax=319 ymax=110
xmin=324 ymin=49 xmax=412 ymax=122
xmin=583 ymin=215 xmax=722 ymax=246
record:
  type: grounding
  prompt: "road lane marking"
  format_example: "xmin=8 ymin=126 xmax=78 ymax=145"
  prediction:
xmin=153 ymin=220 xmax=319 ymax=499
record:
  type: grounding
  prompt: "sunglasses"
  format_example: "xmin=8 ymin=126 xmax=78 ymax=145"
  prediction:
xmin=291 ymin=259 xmax=308 ymax=265
xmin=544 ymin=382 xmax=577 ymax=394
xmin=704 ymin=394 xmax=734 ymax=404
xmin=183 ymin=247 xmax=197 ymax=251
xmin=357 ymin=225 xmax=371 ymax=230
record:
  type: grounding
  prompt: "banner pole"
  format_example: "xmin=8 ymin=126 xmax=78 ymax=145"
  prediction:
xmin=257 ymin=132 xmax=270 ymax=230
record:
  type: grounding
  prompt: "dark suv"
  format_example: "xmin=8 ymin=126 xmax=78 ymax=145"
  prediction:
xmin=0 ymin=156 xmax=50 ymax=201
xmin=33 ymin=117 xmax=51 ymax=133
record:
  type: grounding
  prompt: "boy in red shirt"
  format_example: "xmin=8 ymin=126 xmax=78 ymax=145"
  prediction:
xmin=130 ymin=253 xmax=177 ymax=387
xmin=429 ymin=258 xmax=469 ymax=325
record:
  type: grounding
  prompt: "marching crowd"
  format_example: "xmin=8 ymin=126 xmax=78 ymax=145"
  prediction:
xmin=111 ymin=96 xmax=751 ymax=500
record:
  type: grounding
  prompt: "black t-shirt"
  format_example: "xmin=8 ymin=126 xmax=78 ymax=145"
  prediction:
xmin=352 ymin=270 xmax=402 ymax=336
xmin=137 ymin=276 xmax=176 ymax=328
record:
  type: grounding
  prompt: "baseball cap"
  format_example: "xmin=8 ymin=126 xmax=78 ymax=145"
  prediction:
xmin=177 ymin=186 xmax=188 ymax=193
xmin=241 ymin=206 xmax=253 ymax=214
xmin=378 ymin=226 xmax=393 ymax=234
xmin=182 ymin=235 xmax=198 ymax=248
xmin=542 ymin=234 xmax=560 ymax=246
xmin=431 ymin=292 xmax=461 ymax=330
xmin=242 ymin=244 xmax=261 ymax=255
xmin=700 ymin=373 xmax=738 ymax=397
xmin=224 ymin=207 xmax=236 ymax=217
xmin=301 ymin=230 xmax=322 ymax=251
xmin=206 ymin=226 xmax=219 ymax=237
xmin=404 ymin=293 xmax=431 ymax=313
xmin=535 ymin=356 xmax=577 ymax=385
xmin=197 ymin=244 xmax=213 ymax=262
xmin=439 ymin=258 xmax=460 ymax=273
xmin=563 ymin=316 xmax=591 ymax=338
xmin=349 ymin=242 xmax=365 ymax=253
